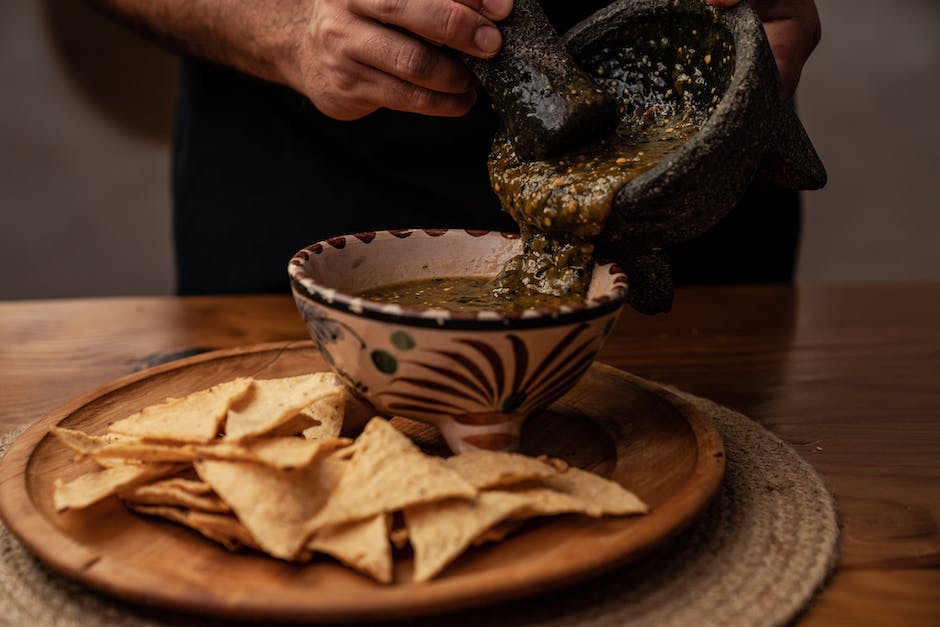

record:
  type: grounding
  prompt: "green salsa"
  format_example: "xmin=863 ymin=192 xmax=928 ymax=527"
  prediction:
xmin=360 ymin=115 xmax=699 ymax=313
xmin=489 ymin=112 xmax=700 ymax=299
xmin=358 ymin=276 xmax=583 ymax=312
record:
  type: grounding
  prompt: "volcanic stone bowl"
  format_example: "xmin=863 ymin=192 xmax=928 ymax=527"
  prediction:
xmin=480 ymin=0 xmax=826 ymax=313
xmin=288 ymin=229 xmax=628 ymax=453
xmin=572 ymin=0 xmax=825 ymax=312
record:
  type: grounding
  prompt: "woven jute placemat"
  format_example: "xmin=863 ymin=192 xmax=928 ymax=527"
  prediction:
xmin=0 ymin=390 xmax=839 ymax=627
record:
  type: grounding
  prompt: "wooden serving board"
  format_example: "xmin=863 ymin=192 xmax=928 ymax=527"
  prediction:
xmin=0 ymin=342 xmax=724 ymax=622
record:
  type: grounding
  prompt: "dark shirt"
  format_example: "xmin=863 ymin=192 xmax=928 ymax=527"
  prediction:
xmin=172 ymin=2 xmax=798 ymax=295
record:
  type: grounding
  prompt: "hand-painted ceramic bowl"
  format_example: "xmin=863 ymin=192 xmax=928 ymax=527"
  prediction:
xmin=288 ymin=229 xmax=628 ymax=453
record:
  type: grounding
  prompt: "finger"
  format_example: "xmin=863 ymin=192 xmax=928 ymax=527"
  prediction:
xmin=704 ymin=0 xmax=821 ymax=96
xmin=455 ymin=0 xmax=513 ymax=22
xmin=349 ymin=0 xmax=503 ymax=58
xmin=346 ymin=19 xmax=476 ymax=93
xmin=753 ymin=0 xmax=821 ymax=95
xmin=356 ymin=63 xmax=479 ymax=116
xmin=763 ymin=18 xmax=820 ymax=96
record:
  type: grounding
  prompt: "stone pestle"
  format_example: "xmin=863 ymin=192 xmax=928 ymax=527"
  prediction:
xmin=462 ymin=0 xmax=620 ymax=160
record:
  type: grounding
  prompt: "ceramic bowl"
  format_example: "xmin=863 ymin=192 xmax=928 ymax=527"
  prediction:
xmin=288 ymin=229 xmax=627 ymax=453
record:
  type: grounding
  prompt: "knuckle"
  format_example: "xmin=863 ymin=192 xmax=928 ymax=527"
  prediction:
xmin=395 ymin=44 xmax=436 ymax=80
xmin=371 ymin=0 xmax=405 ymax=20
xmin=365 ymin=33 xmax=395 ymax=65
xmin=331 ymin=67 xmax=360 ymax=93
xmin=314 ymin=15 xmax=346 ymax=49
xmin=437 ymin=5 xmax=466 ymax=43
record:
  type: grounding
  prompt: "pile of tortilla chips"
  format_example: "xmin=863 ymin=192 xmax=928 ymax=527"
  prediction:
xmin=52 ymin=373 xmax=648 ymax=584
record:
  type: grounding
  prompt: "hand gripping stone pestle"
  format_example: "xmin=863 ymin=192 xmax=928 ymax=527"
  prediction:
xmin=462 ymin=0 xmax=620 ymax=160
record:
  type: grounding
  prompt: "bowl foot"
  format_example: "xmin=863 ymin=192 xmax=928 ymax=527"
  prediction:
xmin=435 ymin=415 xmax=526 ymax=454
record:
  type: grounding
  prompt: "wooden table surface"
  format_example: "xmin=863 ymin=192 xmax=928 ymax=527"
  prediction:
xmin=1 ymin=284 xmax=938 ymax=625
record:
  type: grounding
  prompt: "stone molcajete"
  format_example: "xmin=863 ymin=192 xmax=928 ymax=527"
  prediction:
xmin=468 ymin=0 xmax=827 ymax=314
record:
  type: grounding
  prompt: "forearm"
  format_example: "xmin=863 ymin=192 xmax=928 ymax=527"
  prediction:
xmin=86 ymin=0 xmax=311 ymax=90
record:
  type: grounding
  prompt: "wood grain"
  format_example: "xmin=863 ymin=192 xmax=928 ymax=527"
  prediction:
xmin=0 ymin=296 xmax=304 ymax=431
xmin=1 ymin=285 xmax=938 ymax=624
xmin=0 ymin=345 xmax=722 ymax=621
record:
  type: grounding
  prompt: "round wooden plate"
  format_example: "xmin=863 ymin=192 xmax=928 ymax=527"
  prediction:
xmin=0 ymin=342 xmax=724 ymax=623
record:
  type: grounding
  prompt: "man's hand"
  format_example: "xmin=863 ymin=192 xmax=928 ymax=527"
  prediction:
xmin=291 ymin=0 xmax=514 ymax=120
xmin=705 ymin=0 xmax=821 ymax=97
xmin=88 ymin=0 xmax=514 ymax=121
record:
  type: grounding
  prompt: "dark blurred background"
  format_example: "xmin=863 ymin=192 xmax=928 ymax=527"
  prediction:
xmin=1 ymin=0 xmax=938 ymax=299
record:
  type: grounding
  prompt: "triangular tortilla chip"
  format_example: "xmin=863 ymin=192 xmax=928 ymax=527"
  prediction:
xmin=55 ymin=428 xmax=351 ymax=470
xmin=195 ymin=456 xmax=346 ymax=560
xmin=538 ymin=465 xmax=648 ymax=516
xmin=232 ymin=436 xmax=352 ymax=470
xmin=405 ymin=486 xmax=597 ymax=582
xmin=144 ymin=477 xmax=213 ymax=495
xmin=300 ymin=391 xmax=346 ymax=440
xmin=308 ymin=515 xmax=392 ymax=584
xmin=472 ymin=519 xmax=525 ymax=546
xmin=93 ymin=457 xmax=132 ymax=468
xmin=51 ymin=427 xmax=130 ymax=456
xmin=108 ymin=378 xmax=252 ymax=442
xmin=260 ymin=389 xmax=345 ymax=438
xmin=128 ymin=504 xmax=258 ymax=551
xmin=53 ymin=463 xmax=180 ymax=512
xmin=447 ymin=450 xmax=558 ymax=488
xmin=224 ymin=373 xmax=342 ymax=441
xmin=122 ymin=480 xmax=231 ymax=513
xmin=405 ymin=490 xmax=540 ymax=582
xmin=82 ymin=440 xmax=194 ymax=463
xmin=50 ymin=429 xmax=140 ymax=468
xmin=305 ymin=418 xmax=476 ymax=535
xmin=405 ymin=466 xmax=648 ymax=582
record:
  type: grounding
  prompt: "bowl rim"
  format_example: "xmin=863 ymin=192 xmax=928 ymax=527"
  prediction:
xmin=288 ymin=229 xmax=628 ymax=331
